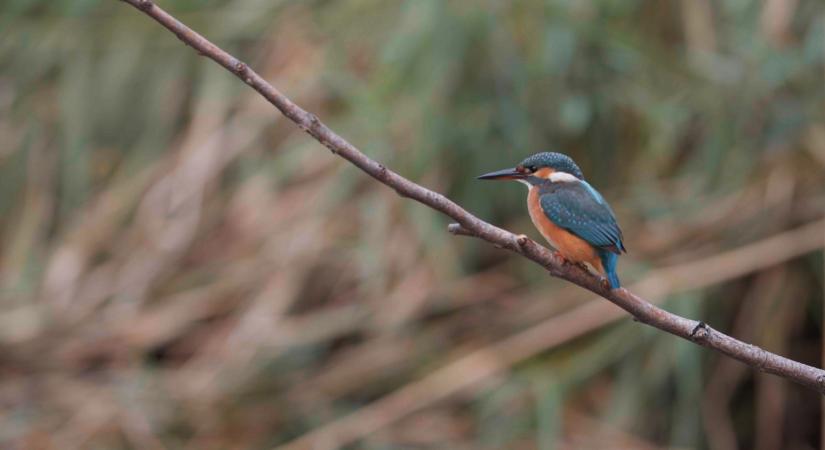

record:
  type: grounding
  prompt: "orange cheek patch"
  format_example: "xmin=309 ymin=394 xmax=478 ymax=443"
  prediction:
xmin=534 ymin=167 xmax=555 ymax=179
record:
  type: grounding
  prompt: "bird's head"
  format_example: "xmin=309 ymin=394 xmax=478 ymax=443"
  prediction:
xmin=477 ymin=152 xmax=584 ymax=186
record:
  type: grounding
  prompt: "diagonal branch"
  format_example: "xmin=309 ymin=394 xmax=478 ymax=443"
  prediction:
xmin=120 ymin=0 xmax=825 ymax=406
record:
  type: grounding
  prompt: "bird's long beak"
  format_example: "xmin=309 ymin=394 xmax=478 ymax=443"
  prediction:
xmin=477 ymin=167 xmax=524 ymax=180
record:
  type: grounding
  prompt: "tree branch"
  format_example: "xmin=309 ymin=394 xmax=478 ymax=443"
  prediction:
xmin=119 ymin=0 xmax=825 ymax=400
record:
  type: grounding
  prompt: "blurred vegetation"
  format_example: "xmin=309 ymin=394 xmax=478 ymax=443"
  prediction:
xmin=1 ymin=0 xmax=825 ymax=448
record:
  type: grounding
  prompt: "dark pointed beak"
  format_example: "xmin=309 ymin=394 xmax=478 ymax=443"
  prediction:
xmin=477 ymin=167 xmax=524 ymax=180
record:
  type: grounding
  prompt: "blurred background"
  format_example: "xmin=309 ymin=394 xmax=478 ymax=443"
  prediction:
xmin=1 ymin=0 xmax=825 ymax=449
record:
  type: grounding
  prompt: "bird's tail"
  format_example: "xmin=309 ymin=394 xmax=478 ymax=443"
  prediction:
xmin=599 ymin=250 xmax=621 ymax=289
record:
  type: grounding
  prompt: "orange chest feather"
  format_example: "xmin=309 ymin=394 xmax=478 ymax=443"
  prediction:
xmin=526 ymin=187 xmax=604 ymax=273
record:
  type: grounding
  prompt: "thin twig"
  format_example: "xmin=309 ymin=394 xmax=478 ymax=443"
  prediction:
xmin=120 ymin=0 xmax=825 ymax=413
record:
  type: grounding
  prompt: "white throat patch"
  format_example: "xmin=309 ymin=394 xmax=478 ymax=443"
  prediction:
xmin=549 ymin=172 xmax=579 ymax=183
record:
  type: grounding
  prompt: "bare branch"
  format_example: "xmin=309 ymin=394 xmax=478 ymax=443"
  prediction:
xmin=120 ymin=0 xmax=825 ymax=420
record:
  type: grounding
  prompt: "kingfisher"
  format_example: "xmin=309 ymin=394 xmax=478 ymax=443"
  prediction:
xmin=478 ymin=152 xmax=625 ymax=288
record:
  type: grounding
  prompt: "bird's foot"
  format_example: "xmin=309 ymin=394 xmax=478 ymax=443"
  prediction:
xmin=555 ymin=254 xmax=590 ymax=274
xmin=516 ymin=234 xmax=530 ymax=246
xmin=600 ymin=277 xmax=613 ymax=291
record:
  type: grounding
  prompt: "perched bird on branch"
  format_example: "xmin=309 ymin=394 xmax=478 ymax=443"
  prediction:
xmin=479 ymin=152 xmax=626 ymax=288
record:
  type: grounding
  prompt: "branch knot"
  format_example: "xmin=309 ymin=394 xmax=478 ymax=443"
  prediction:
xmin=233 ymin=61 xmax=253 ymax=84
xmin=690 ymin=321 xmax=709 ymax=341
xmin=308 ymin=113 xmax=320 ymax=126
xmin=377 ymin=163 xmax=388 ymax=180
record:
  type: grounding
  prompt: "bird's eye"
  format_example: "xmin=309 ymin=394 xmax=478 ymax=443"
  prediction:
xmin=528 ymin=166 xmax=537 ymax=172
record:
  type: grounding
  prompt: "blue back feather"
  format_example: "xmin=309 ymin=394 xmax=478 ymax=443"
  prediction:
xmin=539 ymin=179 xmax=624 ymax=288
xmin=538 ymin=181 xmax=625 ymax=254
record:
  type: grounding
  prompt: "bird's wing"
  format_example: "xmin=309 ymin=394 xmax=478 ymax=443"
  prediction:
xmin=539 ymin=181 xmax=626 ymax=254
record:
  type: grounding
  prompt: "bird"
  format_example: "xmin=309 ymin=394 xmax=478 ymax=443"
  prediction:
xmin=478 ymin=152 xmax=625 ymax=289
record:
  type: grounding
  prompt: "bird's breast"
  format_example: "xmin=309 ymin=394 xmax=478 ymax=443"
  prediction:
xmin=527 ymin=187 xmax=559 ymax=248
xmin=526 ymin=187 xmax=604 ymax=273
